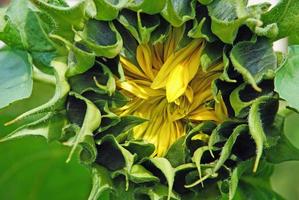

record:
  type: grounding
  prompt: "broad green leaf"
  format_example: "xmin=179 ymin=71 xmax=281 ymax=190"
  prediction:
xmin=207 ymin=0 xmax=248 ymax=44
xmin=0 ymin=48 xmax=32 ymax=109
xmin=2 ymin=57 xmax=69 ymax=128
xmin=266 ymin=133 xmax=299 ymax=163
xmin=248 ymin=96 xmax=279 ymax=172
xmin=161 ymin=0 xmax=196 ymax=27
xmin=275 ymin=45 xmax=299 ymax=110
xmin=265 ymin=112 xmax=299 ymax=163
xmin=262 ymin=0 xmax=299 ymax=43
xmin=31 ymin=51 xmax=59 ymax=75
xmin=230 ymin=38 xmax=277 ymax=91
xmin=0 ymin=137 xmax=91 ymax=200
xmin=229 ymin=159 xmax=283 ymax=200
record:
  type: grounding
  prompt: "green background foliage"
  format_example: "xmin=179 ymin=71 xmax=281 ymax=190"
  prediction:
xmin=0 ymin=81 xmax=91 ymax=200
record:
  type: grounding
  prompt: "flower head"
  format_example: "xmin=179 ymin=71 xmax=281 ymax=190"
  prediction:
xmin=117 ymin=28 xmax=227 ymax=156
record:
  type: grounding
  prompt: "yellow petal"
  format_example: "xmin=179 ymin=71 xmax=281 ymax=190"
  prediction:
xmin=120 ymin=56 xmax=147 ymax=79
xmin=166 ymin=63 xmax=189 ymax=102
xmin=185 ymin=86 xmax=194 ymax=103
xmin=151 ymin=40 xmax=202 ymax=89
xmin=215 ymin=94 xmax=228 ymax=122
xmin=188 ymin=109 xmax=219 ymax=121
xmin=136 ymin=44 xmax=155 ymax=80
xmin=118 ymin=80 xmax=149 ymax=99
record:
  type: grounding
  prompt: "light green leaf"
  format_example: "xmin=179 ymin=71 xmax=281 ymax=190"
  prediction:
xmin=0 ymin=48 xmax=32 ymax=109
xmin=0 ymin=112 xmax=66 ymax=143
xmin=147 ymin=157 xmax=175 ymax=200
xmin=265 ymin=112 xmax=299 ymax=163
xmin=230 ymin=160 xmax=284 ymax=200
xmin=248 ymin=96 xmax=279 ymax=172
xmin=262 ymin=0 xmax=299 ymax=43
xmin=2 ymin=57 xmax=69 ymax=128
xmin=213 ymin=124 xmax=248 ymax=172
xmin=0 ymin=0 xmax=55 ymax=51
xmin=275 ymin=45 xmax=299 ymax=110
xmin=266 ymin=133 xmax=299 ymax=163
xmin=129 ymin=164 xmax=159 ymax=184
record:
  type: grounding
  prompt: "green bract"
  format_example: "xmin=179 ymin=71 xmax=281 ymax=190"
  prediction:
xmin=1 ymin=0 xmax=299 ymax=199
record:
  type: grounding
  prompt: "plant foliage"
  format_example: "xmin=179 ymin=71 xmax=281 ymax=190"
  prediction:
xmin=1 ymin=0 xmax=299 ymax=199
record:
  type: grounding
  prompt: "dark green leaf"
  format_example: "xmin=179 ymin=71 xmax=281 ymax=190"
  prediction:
xmin=207 ymin=0 xmax=248 ymax=43
xmin=79 ymin=20 xmax=123 ymax=58
xmin=230 ymin=38 xmax=277 ymax=91
xmin=96 ymin=135 xmax=134 ymax=171
xmin=161 ymin=0 xmax=196 ymax=27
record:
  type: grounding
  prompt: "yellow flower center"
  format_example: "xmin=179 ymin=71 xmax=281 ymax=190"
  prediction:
xmin=116 ymin=29 xmax=227 ymax=156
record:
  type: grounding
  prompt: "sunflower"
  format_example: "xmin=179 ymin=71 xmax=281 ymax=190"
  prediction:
xmin=1 ymin=0 xmax=295 ymax=199
xmin=117 ymin=28 xmax=227 ymax=156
